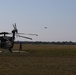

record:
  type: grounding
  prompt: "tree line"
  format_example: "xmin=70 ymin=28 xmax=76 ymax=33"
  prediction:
xmin=15 ymin=41 xmax=76 ymax=45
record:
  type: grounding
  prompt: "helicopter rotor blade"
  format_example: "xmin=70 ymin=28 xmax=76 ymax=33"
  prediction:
xmin=14 ymin=23 xmax=16 ymax=28
xmin=13 ymin=24 xmax=15 ymax=29
xmin=14 ymin=23 xmax=17 ymax=30
xmin=16 ymin=33 xmax=25 ymax=34
xmin=12 ymin=23 xmax=38 ymax=40
xmin=12 ymin=23 xmax=17 ymax=29
xmin=25 ymin=34 xmax=38 ymax=36
xmin=12 ymin=23 xmax=18 ymax=33
xmin=17 ymin=35 xmax=32 ymax=40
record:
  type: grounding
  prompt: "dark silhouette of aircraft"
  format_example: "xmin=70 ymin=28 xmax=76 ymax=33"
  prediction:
xmin=0 ymin=23 xmax=37 ymax=52
xmin=44 ymin=27 xmax=47 ymax=29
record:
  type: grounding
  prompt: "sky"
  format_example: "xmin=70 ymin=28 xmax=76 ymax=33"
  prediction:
xmin=0 ymin=0 xmax=76 ymax=42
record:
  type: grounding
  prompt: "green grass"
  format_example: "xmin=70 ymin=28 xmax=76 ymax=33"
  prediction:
xmin=0 ymin=44 xmax=76 ymax=75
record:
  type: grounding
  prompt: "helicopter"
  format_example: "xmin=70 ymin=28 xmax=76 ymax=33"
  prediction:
xmin=0 ymin=23 xmax=38 ymax=52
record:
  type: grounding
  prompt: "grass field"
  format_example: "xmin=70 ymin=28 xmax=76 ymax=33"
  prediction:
xmin=0 ymin=44 xmax=76 ymax=75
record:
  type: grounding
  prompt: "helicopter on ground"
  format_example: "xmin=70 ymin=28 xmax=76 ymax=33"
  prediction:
xmin=0 ymin=23 xmax=38 ymax=52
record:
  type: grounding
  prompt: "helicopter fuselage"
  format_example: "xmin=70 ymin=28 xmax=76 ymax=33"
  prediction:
xmin=0 ymin=36 xmax=14 ymax=49
xmin=0 ymin=23 xmax=34 ymax=52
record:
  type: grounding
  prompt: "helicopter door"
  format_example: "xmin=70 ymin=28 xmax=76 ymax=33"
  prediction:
xmin=0 ymin=37 xmax=6 ymax=48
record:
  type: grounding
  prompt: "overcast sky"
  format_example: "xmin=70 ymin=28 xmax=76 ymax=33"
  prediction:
xmin=0 ymin=0 xmax=76 ymax=42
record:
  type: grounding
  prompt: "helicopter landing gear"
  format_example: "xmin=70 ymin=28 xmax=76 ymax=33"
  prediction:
xmin=9 ymin=48 xmax=12 ymax=52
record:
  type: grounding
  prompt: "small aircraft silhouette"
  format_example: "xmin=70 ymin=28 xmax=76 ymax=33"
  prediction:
xmin=0 ymin=23 xmax=38 ymax=52
xmin=44 ymin=27 xmax=47 ymax=29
